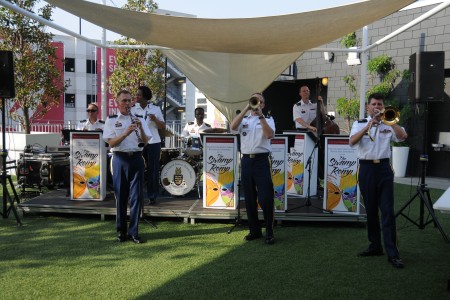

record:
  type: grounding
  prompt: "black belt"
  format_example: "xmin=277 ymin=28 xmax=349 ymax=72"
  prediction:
xmin=242 ymin=153 xmax=269 ymax=159
xmin=359 ymin=158 xmax=390 ymax=164
xmin=113 ymin=151 xmax=142 ymax=157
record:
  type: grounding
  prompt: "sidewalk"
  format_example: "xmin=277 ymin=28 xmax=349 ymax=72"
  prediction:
xmin=394 ymin=176 xmax=450 ymax=191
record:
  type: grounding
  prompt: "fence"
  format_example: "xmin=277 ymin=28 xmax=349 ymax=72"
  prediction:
xmin=1 ymin=120 xmax=229 ymax=148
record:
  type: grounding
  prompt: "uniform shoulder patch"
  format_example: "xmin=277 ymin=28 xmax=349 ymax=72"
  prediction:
xmin=108 ymin=114 xmax=118 ymax=119
xmin=188 ymin=121 xmax=194 ymax=125
xmin=296 ymin=102 xmax=302 ymax=106
xmin=80 ymin=119 xmax=86 ymax=123
xmin=99 ymin=120 xmax=105 ymax=124
xmin=134 ymin=114 xmax=143 ymax=118
xmin=358 ymin=119 xmax=368 ymax=123
xmin=204 ymin=123 xmax=211 ymax=127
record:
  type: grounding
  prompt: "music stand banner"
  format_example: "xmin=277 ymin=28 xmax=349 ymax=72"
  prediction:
xmin=323 ymin=137 xmax=360 ymax=214
xmin=283 ymin=132 xmax=318 ymax=198
xmin=271 ymin=137 xmax=288 ymax=212
xmin=202 ymin=135 xmax=238 ymax=209
xmin=70 ymin=132 xmax=106 ymax=201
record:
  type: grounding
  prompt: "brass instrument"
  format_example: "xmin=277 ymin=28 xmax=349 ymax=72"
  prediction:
xmin=249 ymin=96 xmax=260 ymax=110
xmin=380 ymin=106 xmax=400 ymax=126
xmin=367 ymin=106 xmax=400 ymax=141
xmin=128 ymin=108 xmax=145 ymax=148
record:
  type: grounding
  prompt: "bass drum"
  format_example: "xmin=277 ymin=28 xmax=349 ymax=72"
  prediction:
xmin=160 ymin=158 xmax=199 ymax=196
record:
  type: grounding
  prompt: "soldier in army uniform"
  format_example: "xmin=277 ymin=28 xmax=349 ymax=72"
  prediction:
xmin=77 ymin=103 xmax=104 ymax=131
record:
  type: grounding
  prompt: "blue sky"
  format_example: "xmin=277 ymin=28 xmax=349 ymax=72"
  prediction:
xmin=44 ymin=0 xmax=363 ymax=40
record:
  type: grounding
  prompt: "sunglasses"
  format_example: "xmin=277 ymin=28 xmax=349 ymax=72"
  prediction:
xmin=86 ymin=109 xmax=98 ymax=113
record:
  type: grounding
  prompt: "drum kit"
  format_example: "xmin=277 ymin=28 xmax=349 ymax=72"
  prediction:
xmin=160 ymin=127 xmax=227 ymax=196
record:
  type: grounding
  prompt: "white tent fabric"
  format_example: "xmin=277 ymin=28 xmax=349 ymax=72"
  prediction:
xmin=46 ymin=0 xmax=414 ymax=121
xmin=162 ymin=50 xmax=302 ymax=121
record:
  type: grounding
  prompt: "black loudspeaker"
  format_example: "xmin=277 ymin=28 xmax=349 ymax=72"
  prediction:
xmin=409 ymin=51 xmax=445 ymax=102
xmin=0 ymin=50 xmax=15 ymax=98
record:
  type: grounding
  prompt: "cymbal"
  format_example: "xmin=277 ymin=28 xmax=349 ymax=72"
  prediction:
xmin=202 ymin=128 xmax=228 ymax=133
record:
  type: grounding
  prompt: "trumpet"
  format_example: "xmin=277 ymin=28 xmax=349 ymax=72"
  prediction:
xmin=367 ymin=106 xmax=400 ymax=141
xmin=128 ymin=108 xmax=145 ymax=148
xmin=249 ymin=96 xmax=260 ymax=110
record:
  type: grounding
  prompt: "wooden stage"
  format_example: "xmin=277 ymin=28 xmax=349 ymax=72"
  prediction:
xmin=17 ymin=187 xmax=367 ymax=224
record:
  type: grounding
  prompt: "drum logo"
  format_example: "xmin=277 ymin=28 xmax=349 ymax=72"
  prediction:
xmin=174 ymin=167 xmax=183 ymax=186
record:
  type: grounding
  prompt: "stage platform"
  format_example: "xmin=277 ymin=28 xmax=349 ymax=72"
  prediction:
xmin=17 ymin=188 xmax=367 ymax=224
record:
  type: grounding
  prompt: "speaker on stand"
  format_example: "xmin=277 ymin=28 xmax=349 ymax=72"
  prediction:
xmin=0 ymin=50 xmax=21 ymax=224
xmin=409 ymin=51 xmax=445 ymax=103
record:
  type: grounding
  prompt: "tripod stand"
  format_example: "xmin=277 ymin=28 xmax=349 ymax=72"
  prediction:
xmin=1 ymin=97 xmax=22 ymax=225
xmin=395 ymin=155 xmax=449 ymax=242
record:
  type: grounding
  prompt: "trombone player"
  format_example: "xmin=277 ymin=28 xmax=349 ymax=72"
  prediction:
xmin=349 ymin=93 xmax=407 ymax=268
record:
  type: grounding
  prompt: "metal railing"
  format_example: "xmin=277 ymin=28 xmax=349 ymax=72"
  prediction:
xmin=1 ymin=120 xmax=229 ymax=149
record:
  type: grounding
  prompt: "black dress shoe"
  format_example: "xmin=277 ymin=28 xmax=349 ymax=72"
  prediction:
xmin=128 ymin=235 xmax=145 ymax=244
xmin=244 ymin=232 xmax=263 ymax=241
xmin=265 ymin=236 xmax=276 ymax=245
xmin=357 ymin=249 xmax=384 ymax=257
xmin=117 ymin=232 xmax=127 ymax=243
xmin=388 ymin=256 xmax=405 ymax=268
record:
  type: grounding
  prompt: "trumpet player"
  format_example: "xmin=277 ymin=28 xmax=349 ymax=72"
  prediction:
xmin=349 ymin=93 xmax=407 ymax=268
xmin=231 ymin=92 xmax=276 ymax=245
xmin=103 ymin=90 xmax=152 ymax=244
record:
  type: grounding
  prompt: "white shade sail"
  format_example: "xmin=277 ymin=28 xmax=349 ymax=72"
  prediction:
xmin=46 ymin=0 xmax=414 ymax=121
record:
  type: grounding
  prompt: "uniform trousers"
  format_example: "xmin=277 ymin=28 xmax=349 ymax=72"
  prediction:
xmin=112 ymin=151 xmax=145 ymax=237
xmin=143 ymin=142 xmax=161 ymax=199
xmin=358 ymin=160 xmax=399 ymax=257
xmin=241 ymin=154 xmax=274 ymax=237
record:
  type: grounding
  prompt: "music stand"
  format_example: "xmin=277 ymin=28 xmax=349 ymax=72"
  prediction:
xmin=286 ymin=134 xmax=331 ymax=213
xmin=227 ymin=134 xmax=242 ymax=234
xmin=395 ymin=101 xmax=448 ymax=242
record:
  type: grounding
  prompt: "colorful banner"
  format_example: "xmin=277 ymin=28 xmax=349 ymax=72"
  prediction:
xmin=202 ymin=135 xmax=238 ymax=209
xmin=323 ymin=137 xmax=360 ymax=214
xmin=287 ymin=135 xmax=305 ymax=196
xmin=70 ymin=132 xmax=106 ymax=201
xmin=270 ymin=137 xmax=288 ymax=211
xmin=97 ymin=48 xmax=117 ymax=116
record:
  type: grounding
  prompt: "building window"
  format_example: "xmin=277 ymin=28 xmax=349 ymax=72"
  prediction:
xmin=86 ymin=59 xmax=97 ymax=74
xmin=65 ymin=58 xmax=75 ymax=72
xmin=65 ymin=93 xmax=75 ymax=108
xmin=197 ymin=98 xmax=207 ymax=104
xmin=87 ymin=94 xmax=97 ymax=106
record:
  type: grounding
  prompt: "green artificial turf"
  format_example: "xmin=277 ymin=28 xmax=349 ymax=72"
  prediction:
xmin=1 ymin=183 xmax=450 ymax=299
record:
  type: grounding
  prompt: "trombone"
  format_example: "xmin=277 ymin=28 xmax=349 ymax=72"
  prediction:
xmin=367 ymin=106 xmax=400 ymax=141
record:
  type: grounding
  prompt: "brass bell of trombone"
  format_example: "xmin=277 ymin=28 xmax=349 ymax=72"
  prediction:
xmin=380 ymin=106 xmax=400 ymax=126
